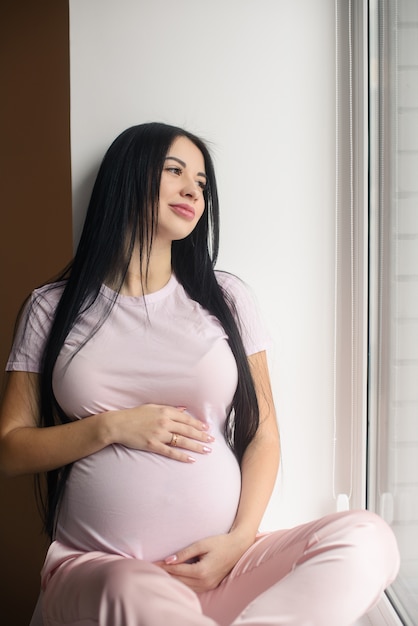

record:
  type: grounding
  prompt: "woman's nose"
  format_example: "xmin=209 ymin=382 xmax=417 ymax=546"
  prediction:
xmin=181 ymin=179 xmax=199 ymax=199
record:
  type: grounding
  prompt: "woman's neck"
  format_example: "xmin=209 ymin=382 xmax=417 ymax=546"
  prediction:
xmin=120 ymin=244 xmax=172 ymax=296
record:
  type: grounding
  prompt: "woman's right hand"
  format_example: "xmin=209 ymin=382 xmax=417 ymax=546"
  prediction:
xmin=0 ymin=373 xmax=215 ymax=476
xmin=105 ymin=404 xmax=215 ymax=463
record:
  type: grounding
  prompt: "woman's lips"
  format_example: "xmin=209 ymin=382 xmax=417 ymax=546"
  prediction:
xmin=169 ymin=203 xmax=196 ymax=221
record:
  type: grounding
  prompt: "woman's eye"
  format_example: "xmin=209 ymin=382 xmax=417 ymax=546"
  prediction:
xmin=166 ymin=166 xmax=182 ymax=175
xmin=165 ymin=166 xmax=206 ymax=191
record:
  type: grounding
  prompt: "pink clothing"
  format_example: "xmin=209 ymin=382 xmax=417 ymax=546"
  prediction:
xmin=7 ymin=272 xmax=268 ymax=566
xmin=40 ymin=510 xmax=400 ymax=626
xmin=8 ymin=274 xmax=400 ymax=624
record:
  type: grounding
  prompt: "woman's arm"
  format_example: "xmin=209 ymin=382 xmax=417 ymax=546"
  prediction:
xmin=229 ymin=349 xmax=280 ymax=541
xmin=157 ymin=350 xmax=280 ymax=591
xmin=0 ymin=371 xmax=117 ymax=476
xmin=0 ymin=371 xmax=215 ymax=476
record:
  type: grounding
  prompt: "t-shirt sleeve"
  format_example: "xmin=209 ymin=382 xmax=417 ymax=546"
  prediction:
xmin=215 ymin=271 xmax=271 ymax=356
xmin=6 ymin=287 xmax=59 ymax=373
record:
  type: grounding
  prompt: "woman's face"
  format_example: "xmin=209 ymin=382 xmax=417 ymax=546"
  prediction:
xmin=156 ymin=136 xmax=206 ymax=243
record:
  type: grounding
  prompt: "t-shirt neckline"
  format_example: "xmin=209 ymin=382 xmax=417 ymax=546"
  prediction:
xmin=100 ymin=273 xmax=178 ymax=305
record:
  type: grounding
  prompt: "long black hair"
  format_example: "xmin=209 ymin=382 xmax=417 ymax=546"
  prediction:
xmin=36 ymin=122 xmax=259 ymax=539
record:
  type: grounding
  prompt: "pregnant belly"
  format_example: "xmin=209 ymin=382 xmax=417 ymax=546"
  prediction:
xmin=56 ymin=439 xmax=241 ymax=562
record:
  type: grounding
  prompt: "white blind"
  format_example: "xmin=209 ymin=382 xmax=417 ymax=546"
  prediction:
xmin=369 ymin=1 xmax=418 ymax=623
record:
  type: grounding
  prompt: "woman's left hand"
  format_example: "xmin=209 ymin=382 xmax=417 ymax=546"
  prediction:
xmin=154 ymin=531 xmax=255 ymax=593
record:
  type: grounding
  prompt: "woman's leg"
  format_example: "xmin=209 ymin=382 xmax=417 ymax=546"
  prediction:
xmin=42 ymin=551 xmax=218 ymax=626
xmin=200 ymin=510 xmax=400 ymax=626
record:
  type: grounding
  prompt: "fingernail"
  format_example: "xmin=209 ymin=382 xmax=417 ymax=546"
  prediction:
xmin=202 ymin=446 xmax=212 ymax=453
xmin=176 ymin=406 xmax=187 ymax=411
xmin=165 ymin=555 xmax=178 ymax=564
xmin=201 ymin=422 xmax=209 ymax=430
xmin=187 ymin=456 xmax=196 ymax=463
xmin=206 ymin=435 xmax=215 ymax=442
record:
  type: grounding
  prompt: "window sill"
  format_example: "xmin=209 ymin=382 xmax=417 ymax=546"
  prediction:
xmin=355 ymin=594 xmax=405 ymax=626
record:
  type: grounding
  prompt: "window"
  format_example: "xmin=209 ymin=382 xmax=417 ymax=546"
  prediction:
xmin=368 ymin=1 xmax=418 ymax=623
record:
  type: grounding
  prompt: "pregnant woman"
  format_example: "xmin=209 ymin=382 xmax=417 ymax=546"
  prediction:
xmin=0 ymin=122 xmax=399 ymax=625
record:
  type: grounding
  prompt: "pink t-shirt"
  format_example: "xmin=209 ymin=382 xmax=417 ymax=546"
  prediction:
xmin=7 ymin=271 xmax=269 ymax=567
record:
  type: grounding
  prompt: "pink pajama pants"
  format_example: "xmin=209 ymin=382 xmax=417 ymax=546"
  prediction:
xmin=41 ymin=510 xmax=400 ymax=626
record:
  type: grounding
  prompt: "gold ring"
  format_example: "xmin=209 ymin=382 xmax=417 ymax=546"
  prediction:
xmin=170 ymin=433 xmax=178 ymax=447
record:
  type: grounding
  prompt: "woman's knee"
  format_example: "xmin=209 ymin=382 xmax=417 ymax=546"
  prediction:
xmin=331 ymin=510 xmax=400 ymax=584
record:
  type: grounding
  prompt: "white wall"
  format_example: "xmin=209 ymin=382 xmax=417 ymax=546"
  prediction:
xmin=69 ymin=0 xmax=338 ymax=530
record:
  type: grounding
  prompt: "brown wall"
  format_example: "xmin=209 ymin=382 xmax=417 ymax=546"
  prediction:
xmin=0 ymin=1 xmax=72 ymax=623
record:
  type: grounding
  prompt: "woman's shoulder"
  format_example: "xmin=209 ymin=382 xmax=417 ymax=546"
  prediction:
xmin=6 ymin=281 xmax=68 ymax=373
xmin=214 ymin=270 xmax=259 ymax=320
xmin=214 ymin=270 xmax=253 ymax=303
xmin=24 ymin=280 xmax=67 ymax=324
xmin=214 ymin=270 xmax=270 ymax=355
xmin=214 ymin=269 xmax=244 ymax=289
xmin=30 ymin=280 xmax=67 ymax=306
